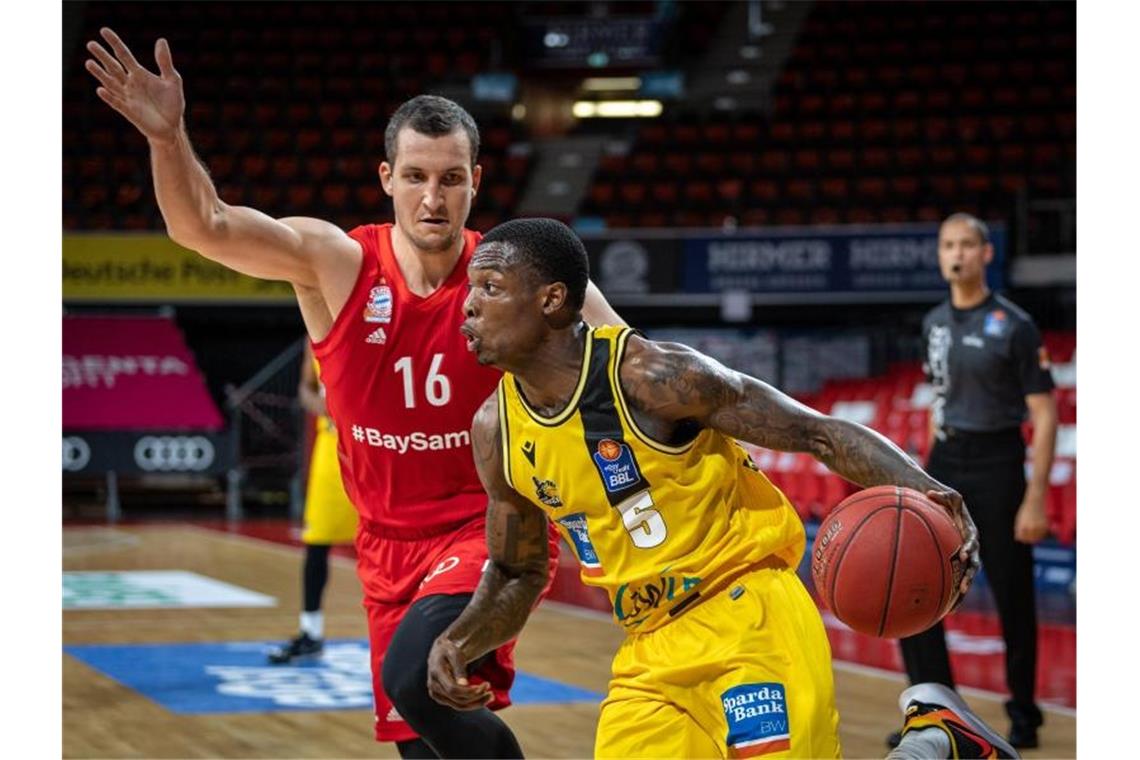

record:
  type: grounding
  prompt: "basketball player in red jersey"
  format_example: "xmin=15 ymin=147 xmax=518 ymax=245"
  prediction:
xmin=84 ymin=29 xmax=623 ymax=758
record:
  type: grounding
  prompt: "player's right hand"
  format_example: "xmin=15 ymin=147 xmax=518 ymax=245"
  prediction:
xmin=426 ymin=635 xmax=493 ymax=711
xmin=85 ymin=28 xmax=184 ymax=144
xmin=924 ymin=488 xmax=980 ymax=600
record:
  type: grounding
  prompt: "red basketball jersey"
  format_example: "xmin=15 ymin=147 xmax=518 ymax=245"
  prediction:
xmin=312 ymin=224 xmax=501 ymax=531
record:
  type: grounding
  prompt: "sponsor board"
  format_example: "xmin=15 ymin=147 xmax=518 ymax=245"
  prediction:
xmin=64 ymin=639 xmax=603 ymax=714
xmin=60 ymin=431 xmax=233 ymax=476
xmin=683 ymin=223 xmax=1005 ymax=296
xmin=64 ymin=234 xmax=296 ymax=302
xmin=64 ymin=315 xmax=224 ymax=431
xmin=63 ymin=571 xmax=276 ymax=610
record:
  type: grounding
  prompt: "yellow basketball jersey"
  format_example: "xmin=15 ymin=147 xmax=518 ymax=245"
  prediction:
xmin=498 ymin=325 xmax=806 ymax=632
xmin=312 ymin=356 xmax=335 ymax=435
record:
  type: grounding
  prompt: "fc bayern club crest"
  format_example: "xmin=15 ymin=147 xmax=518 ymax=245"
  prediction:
xmin=364 ymin=284 xmax=393 ymax=324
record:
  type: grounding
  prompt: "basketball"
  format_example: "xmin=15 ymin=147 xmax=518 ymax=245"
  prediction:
xmin=811 ymin=485 xmax=965 ymax=639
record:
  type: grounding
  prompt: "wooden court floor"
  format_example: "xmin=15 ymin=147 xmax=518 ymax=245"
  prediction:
xmin=63 ymin=525 xmax=1075 ymax=759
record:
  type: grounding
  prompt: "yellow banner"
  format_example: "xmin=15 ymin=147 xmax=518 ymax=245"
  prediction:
xmin=63 ymin=234 xmax=297 ymax=302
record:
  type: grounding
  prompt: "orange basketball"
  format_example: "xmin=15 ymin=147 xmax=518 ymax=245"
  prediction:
xmin=810 ymin=485 xmax=965 ymax=638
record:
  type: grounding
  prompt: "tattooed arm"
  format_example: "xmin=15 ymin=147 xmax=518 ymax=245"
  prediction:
xmin=427 ymin=391 xmax=550 ymax=711
xmin=620 ymin=334 xmax=980 ymax=591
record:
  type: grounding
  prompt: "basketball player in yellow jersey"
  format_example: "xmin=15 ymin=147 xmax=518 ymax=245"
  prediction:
xmin=429 ymin=218 xmax=987 ymax=759
xmin=269 ymin=342 xmax=359 ymax=664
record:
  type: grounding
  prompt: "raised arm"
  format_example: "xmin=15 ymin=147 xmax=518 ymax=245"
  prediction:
xmin=84 ymin=28 xmax=360 ymax=289
xmin=621 ymin=335 xmax=979 ymax=591
xmin=426 ymin=392 xmax=550 ymax=710
xmin=582 ymin=280 xmax=627 ymax=328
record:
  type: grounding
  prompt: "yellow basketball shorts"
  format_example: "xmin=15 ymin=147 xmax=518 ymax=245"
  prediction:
xmin=301 ymin=428 xmax=358 ymax=545
xmin=595 ymin=564 xmax=841 ymax=759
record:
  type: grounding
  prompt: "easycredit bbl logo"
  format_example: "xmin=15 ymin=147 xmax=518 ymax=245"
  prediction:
xmin=722 ymin=682 xmax=791 ymax=757
xmin=591 ymin=438 xmax=641 ymax=493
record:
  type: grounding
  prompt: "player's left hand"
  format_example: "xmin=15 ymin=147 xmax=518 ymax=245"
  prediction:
xmin=1014 ymin=491 xmax=1050 ymax=544
xmin=427 ymin=636 xmax=493 ymax=711
xmin=925 ymin=489 xmax=980 ymax=602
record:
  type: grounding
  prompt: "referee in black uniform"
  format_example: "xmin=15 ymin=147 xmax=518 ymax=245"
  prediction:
xmin=893 ymin=213 xmax=1058 ymax=750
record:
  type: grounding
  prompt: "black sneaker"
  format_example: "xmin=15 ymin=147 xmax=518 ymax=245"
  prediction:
xmin=1007 ymin=723 xmax=1038 ymax=750
xmin=267 ymin=633 xmax=323 ymax=664
xmin=1005 ymin=699 xmax=1043 ymax=749
xmin=897 ymin=683 xmax=1019 ymax=759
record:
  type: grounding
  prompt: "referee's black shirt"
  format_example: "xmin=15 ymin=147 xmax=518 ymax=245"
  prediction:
xmin=923 ymin=293 xmax=1055 ymax=437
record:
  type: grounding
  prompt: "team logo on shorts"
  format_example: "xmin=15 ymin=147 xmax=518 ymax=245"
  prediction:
xmin=364 ymin=284 xmax=393 ymax=323
xmin=557 ymin=513 xmax=603 ymax=576
xmin=591 ymin=438 xmax=643 ymax=495
xmin=532 ymin=476 xmax=563 ymax=508
xmin=722 ymin=682 xmax=790 ymax=757
xmin=983 ymin=309 xmax=1007 ymax=337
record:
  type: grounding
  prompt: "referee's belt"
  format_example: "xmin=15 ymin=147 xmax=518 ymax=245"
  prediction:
xmin=938 ymin=425 xmax=1021 ymax=440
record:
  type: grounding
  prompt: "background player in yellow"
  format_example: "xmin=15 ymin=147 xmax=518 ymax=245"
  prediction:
xmin=424 ymin=218 xmax=993 ymax=758
xmin=268 ymin=342 xmax=359 ymax=664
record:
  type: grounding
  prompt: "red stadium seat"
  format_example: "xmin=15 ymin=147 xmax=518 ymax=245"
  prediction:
xmin=619 ymin=182 xmax=648 ymax=206
xmin=590 ymin=182 xmax=616 ymax=206
xmin=631 ymin=153 xmax=659 ymax=176
xmin=786 ymin=179 xmax=815 ymax=203
xmin=827 ymin=148 xmax=856 ymax=172
xmin=830 ymin=120 xmax=856 ymax=142
xmin=820 ymin=178 xmax=849 ymax=201
xmin=810 ymin=207 xmax=842 ymax=225
xmin=793 ymin=149 xmax=822 ymax=173
xmin=760 ymin=150 xmax=790 ymax=174
xmin=890 ymin=175 xmax=921 ymax=197
xmin=930 ymin=146 xmax=958 ymax=168
xmin=696 ymin=153 xmax=727 ymax=175
xmin=716 ymin=179 xmax=743 ymax=203
xmin=683 ymin=181 xmax=714 ymax=205
xmin=769 ymin=122 xmax=797 ymax=144
xmin=662 ymin=153 xmax=693 ymax=174
xmin=998 ymin=144 xmax=1028 ymax=167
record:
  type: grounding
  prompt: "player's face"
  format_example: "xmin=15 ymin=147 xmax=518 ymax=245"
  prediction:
xmin=462 ymin=244 xmax=547 ymax=368
xmin=937 ymin=219 xmax=993 ymax=286
xmin=379 ymin=127 xmax=482 ymax=254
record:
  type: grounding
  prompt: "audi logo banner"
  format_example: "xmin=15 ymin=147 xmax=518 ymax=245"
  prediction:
xmin=60 ymin=431 xmax=232 ymax=476
xmin=133 ymin=436 xmax=216 ymax=472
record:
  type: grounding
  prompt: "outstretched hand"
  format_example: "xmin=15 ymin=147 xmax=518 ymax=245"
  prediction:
xmin=85 ymin=28 xmax=184 ymax=143
xmin=924 ymin=488 xmax=980 ymax=604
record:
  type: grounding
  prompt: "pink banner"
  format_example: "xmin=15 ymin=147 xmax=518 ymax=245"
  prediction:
xmin=63 ymin=316 xmax=224 ymax=431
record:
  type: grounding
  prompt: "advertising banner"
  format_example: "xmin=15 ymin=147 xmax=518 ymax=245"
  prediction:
xmin=62 ymin=430 xmax=233 ymax=476
xmin=581 ymin=234 xmax=682 ymax=295
xmin=681 ymin=223 xmax=1006 ymax=296
xmin=63 ymin=315 xmax=224 ymax=431
xmin=63 ymin=234 xmax=295 ymax=302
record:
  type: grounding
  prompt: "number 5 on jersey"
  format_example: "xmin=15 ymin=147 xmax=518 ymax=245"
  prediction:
xmin=394 ymin=353 xmax=451 ymax=409
xmin=616 ymin=490 xmax=667 ymax=548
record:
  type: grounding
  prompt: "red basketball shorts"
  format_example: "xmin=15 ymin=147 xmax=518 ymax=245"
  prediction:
xmin=355 ymin=515 xmax=559 ymax=743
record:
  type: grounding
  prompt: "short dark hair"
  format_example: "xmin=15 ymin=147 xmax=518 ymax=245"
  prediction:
xmin=480 ymin=218 xmax=590 ymax=313
xmin=942 ymin=212 xmax=991 ymax=244
xmin=384 ymin=95 xmax=480 ymax=167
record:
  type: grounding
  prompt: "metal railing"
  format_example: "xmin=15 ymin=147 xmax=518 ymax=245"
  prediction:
xmin=224 ymin=338 xmax=306 ymax=520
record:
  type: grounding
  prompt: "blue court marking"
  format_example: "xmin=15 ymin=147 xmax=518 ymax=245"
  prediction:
xmin=64 ymin=638 xmax=602 ymax=715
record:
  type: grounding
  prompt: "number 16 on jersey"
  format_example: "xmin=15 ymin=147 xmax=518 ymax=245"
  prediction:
xmin=394 ymin=353 xmax=452 ymax=409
